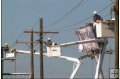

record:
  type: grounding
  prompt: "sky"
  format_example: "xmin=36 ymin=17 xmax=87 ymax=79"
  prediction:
xmin=2 ymin=0 xmax=115 ymax=78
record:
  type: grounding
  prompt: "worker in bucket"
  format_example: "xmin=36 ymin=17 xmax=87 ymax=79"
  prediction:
xmin=45 ymin=37 xmax=52 ymax=46
xmin=92 ymin=11 xmax=103 ymax=37
xmin=93 ymin=11 xmax=103 ymax=23
xmin=45 ymin=37 xmax=58 ymax=47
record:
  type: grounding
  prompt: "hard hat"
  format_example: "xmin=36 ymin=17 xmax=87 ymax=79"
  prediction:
xmin=4 ymin=43 xmax=8 ymax=46
xmin=93 ymin=11 xmax=97 ymax=14
xmin=48 ymin=37 xmax=51 ymax=40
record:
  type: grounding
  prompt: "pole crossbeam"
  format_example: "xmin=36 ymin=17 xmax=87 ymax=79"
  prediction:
xmin=16 ymin=42 xmax=39 ymax=44
xmin=24 ymin=31 xmax=59 ymax=34
xmin=16 ymin=41 xmax=46 ymax=44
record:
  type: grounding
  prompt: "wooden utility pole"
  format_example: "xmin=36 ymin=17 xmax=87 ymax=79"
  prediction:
xmin=16 ymin=30 xmax=35 ymax=79
xmin=17 ymin=17 xmax=59 ymax=79
xmin=38 ymin=17 xmax=59 ymax=79
xmin=39 ymin=16 xmax=44 ymax=79
xmin=30 ymin=30 xmax=34 ymax=79
xmin=114 ymin=0 xmax=119 ymax=79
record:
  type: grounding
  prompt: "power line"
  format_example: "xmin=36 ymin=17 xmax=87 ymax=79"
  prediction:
xmin=53 ymin=2 xmax=113 ymax=32
xmin=11 ymin=31 xmax=24 ymax=47
xmin=97 ymin=3 xmax=112 ymax=14
xmin=46 ymin=0 xmax=84 ymax=29
xmin=11 ymin=18 xmax=38 ymax=48
xmin=31 ymin=19 xmax=39 ymax=30
xmin=12 ymin=18 xmax=39 ymax=48
xmin=49 ymin=12 xmax=111 ymax=39
xmin=67 ymin=13 xmax=111 ymax=32
xmin=48 ymin=2 xmax=112 ymax=40
xmin=12 ymin=2 xmax=112 ymax=46
xmin=110 ymin=0 xmax=114 ymax=3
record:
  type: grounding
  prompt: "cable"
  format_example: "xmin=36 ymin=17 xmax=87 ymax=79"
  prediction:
xmin=31 ymin=18 xmax=39 ymax=30
xmin=11 ymin=31 xmax=24 ymax=47
xmin=49 ymin=9 xmax=112 ymax=39
xmin=56 ymin=13 xmax=109 ymax=33
xmin=53 ymin=2 xmax=113 ymax=32
xmin=97 ymin=3 xmax=112 ymax=14
xmin=110 ymin=0 xmax=114 ymax=3
xmin=46 ymin=0 xmax=84 ymax=29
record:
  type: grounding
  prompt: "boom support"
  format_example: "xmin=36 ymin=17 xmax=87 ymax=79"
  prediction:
xmin=15 ymin=50 xmax=81 ymax=79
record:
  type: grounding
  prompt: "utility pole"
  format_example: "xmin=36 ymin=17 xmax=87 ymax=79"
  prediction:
xmin=113 ymin=0 xmax=119 ymax=79
xmin=39 ymin=16 xmax=44 ymax=79
xmin=30 ymin=30 xmax=34 ymax=79
xmin=17 ymin=17 xmax=59 ymax=79
xmin=38 ymin=17 xmax=59 ymax=79
xmin=16 ymin=30 xmax=35 ymax=79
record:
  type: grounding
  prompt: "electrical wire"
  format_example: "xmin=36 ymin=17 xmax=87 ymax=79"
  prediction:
xmin=110 ymin=0 xmax=114 ymax=3
xmin=53 ymin=2 xmax=113 ymax=32
xmin=31 ymin=18 xmax=39 ymax=30
xmin=11 ymin=18 xmax=38 ymax=48
xmin=56 ymin=13 xmax=110 ymax=33
xmin=49 ymin=8 xmax=112 ymax=39
xmin=11 ymin=31 xmax=24 ymax=47
xmin=97 ymin=3 xmax=112 ymax=14
xmin=46 ymin=0 xmax=84 ymax=29
xmin=11 ymin=1 xmax=112 ymax=47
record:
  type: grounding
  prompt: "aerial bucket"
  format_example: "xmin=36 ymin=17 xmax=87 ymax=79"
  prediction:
xmin=94 ymin=22 xmax=114 ymax=38
xmin=45 ymin=46 xmax=61 ymax=57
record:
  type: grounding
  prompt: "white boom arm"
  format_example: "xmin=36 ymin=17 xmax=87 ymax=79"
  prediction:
xmin=4 ymin=38 xmax=107 ymax=79
xmin=58 ymin=56 xmax=81 ymax=79
xmin=16 ymin=50 xmax=40 ymax=55
xmin=60 ymin=38 xmax=104 ymax=47
xmin=94 ymin=40 xmax=107 ymax=79
xmin=15 ymin=50 xmax=81 ymax=79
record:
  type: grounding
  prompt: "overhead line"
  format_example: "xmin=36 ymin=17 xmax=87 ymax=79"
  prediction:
xmin=97 ymin=3 xmax=112 ymax=14
xmin=55 ymin=2 xmax=113 ymax=32
xmin=12 ymin=18 xmax=39 ymax=47
xmin=58 ymin=13 xmax=111 ymax=33
xmin=46 ymin=0 xmax=84 ymax=28
xmin=11 ymin=31 xmax=24 ymax=47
